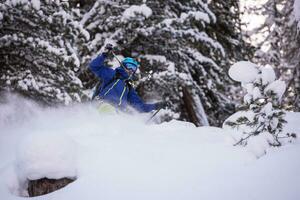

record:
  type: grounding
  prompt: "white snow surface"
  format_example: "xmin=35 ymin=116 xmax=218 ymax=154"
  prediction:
xmin=228 ymin=61 xmax=260 ymax=83
xmin=0 ymin=94 xmax=300 ymax=200
xmin=16 ymin=132 xmax=77 ymax=181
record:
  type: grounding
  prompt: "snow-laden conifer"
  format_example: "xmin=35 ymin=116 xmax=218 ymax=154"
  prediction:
xmin=226 ymin=61 xmax=296 ymax=146
xmin=242 ymin=0 xmax=299 ymax=111
xmin=281 ymin=0 xmax=300 ymax=111
xmin=0 ymin=0 xmax=89 ymax=105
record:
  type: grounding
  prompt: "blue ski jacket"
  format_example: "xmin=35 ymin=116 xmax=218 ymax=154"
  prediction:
xmin=89 ymin=53 xmax=157 ymax=112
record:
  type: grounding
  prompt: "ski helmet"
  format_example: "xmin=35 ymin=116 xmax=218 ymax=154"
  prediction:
xmin=122 ymin=57 xmax=139 ymax=71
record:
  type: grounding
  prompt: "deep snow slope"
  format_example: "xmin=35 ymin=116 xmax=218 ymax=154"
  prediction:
xmin=0 ymin=94 xmax=299 ymax=200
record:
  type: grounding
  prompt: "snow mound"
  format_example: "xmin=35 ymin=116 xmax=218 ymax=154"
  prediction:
xmin=0 ymin=94 xmax=300 ymax=200
xmin=228 ymin=61 xmax=260 ymax=83
xmin=223 ymin=111 xmax=300 ymax=157
xmin=16 ymin=132 xmax=77 ymax=181
xmin=246 ymin=132 xmax=274 ymax=157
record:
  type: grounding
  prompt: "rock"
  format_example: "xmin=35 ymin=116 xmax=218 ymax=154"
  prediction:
xmin=27 ymin=177 xmax=75 ymax=197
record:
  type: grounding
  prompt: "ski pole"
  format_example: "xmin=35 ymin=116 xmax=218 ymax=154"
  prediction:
xmin=146 ymin=108 xmax=161 ymax=124
xmin=111 ymin=51 xmax=127 ymax=70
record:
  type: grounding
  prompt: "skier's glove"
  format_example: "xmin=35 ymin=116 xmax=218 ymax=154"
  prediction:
xmin=103 ymin=43 xmax=114 ymax=56
xmin=156 ymin=101 xmax=169 ymax=110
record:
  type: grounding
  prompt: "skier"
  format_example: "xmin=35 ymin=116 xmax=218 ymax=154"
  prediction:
xmin=89 ymin=43 xmax=167 ymax=114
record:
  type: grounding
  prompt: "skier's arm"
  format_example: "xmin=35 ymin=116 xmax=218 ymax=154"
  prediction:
xmin=89 ymin=53 xmax=115 ymax=81
xmin=128 ymin=88 xmax=158 ymax=113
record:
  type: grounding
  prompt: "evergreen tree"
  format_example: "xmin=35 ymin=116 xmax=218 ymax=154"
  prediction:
xmin=244 ymin=0 xmax=299 ymax=111
xmin=210 ymin=0 xmax=253 ymax=63
xmin=281 ymin=0 xmax=300 ymax=111
xmin=244 ymin=0 xmax=285 ymax=67
xmin=0 ymin=0 xmax=89 ymax=105
xmin=226 ymin=61 xmax=295 ymax=146
xmin=209 ymin=0 xmax=255 ymax=120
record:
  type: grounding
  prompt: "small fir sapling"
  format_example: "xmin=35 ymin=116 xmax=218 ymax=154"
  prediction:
xmin=226 ymin=61 xmax=296 ymax=146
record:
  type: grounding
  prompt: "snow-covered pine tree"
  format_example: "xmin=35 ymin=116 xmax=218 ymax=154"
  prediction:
xmin=226 ymin=61 xmax=295 ymax=146
xmin=243 ymin=0 xmax=285 ymax=67
xmin=243 ymin=0 xmax=299 ymax=111
xmin=0 ymin=0 xmax=89 ymax=105
xmin=209 ymin=0 xmax=255 ymax=120
xmin=210 ymin=0 xmax=253 ymax=63
xmin=79 ymin=0 xmax=248 ymax=126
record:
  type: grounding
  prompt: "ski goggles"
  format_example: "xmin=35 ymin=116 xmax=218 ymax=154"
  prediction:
xmin=124 ymin=63 xmax=137 ymax=72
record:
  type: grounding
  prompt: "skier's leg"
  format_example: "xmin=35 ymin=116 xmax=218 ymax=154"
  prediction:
xmin=97 ymin=101 xmax=117 ymax=114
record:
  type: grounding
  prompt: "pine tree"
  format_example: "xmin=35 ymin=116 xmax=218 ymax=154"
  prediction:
xmin=210 ymin=0 xmax=253 ymax=63
xmin=281 ymin=0 xmax=300 ymax=111
xmin=209 ymin=0 xmax=255 ymax=122
xmin=243 ymin=0 xmax=285 ymax=67
xmin=226 ymin=61 xmax=295 ymax=146
xmin=242 ymin=0 xmax=299 ymax=111
xmin=0 ymin=0 xmax=89 ymax=105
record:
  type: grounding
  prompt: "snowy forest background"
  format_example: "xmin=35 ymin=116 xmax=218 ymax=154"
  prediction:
xmin=0 ymin=0 xmax=299 ymax=127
